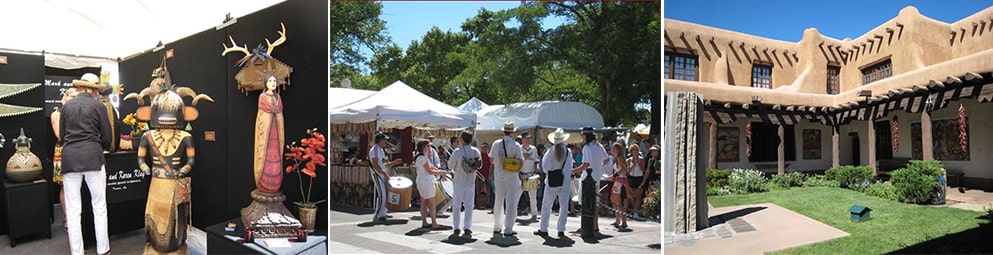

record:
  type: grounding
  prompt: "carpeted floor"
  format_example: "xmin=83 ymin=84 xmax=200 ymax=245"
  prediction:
xmin=0 ymin=204 xmax=206 ymax=254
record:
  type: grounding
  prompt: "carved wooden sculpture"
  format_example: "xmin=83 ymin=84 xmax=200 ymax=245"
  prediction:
xmin=222 ymin=23 xmax=300 ymax=236
xmin=125 ymin=56 xmax=213 ymax=253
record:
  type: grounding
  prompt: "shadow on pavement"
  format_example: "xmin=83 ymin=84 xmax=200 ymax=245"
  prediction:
xmin=485 ymin=235 xmax=523 ymax=247
xmin=357 ymin=219 xmax=409 ymax=227
xmin=331 ymin=203 xmax=375 ymax=215
xmin=515 ymin=218 xmax=538 ymax=225
xmin=648 ymin=243 xmax=661 ymax=249
xmin=615 ymin=228 xmax=634 ymax=233
xmin=536 ymin=234 xmax=575 ymax=248
xmin=888 ymin=221 xmax=993 ymax=254
xmin=405 ymin=228 xmax=430 ymax=236
xmin=442 ymin=234 xmax=479 ymax=245
xmin=579 ymin=232 xmax=613 ymax=244
xmin=708 ymin=206 xmax=767 ymax=225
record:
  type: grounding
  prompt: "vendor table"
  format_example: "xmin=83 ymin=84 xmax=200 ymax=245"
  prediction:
xmin=3 ymin=179 xmax=52 ymax=247
xmin=79 ymin=151 xmax=148 ymax=242
xmin=330 ymin=164 xmax=374 ymax=208
xmin=206 ymin=217 xmax=327 ymax=255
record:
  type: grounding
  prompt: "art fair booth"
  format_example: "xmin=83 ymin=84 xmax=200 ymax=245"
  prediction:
xmin=0 ymin=0 xmax=328 ymax=253
xmin=475 ymin=101 xmax=615 ymax=147
xmin=330 ymin=81 xmax=476 ymax=209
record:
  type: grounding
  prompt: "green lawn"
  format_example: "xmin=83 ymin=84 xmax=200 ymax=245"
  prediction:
xmin=709 ymin=187 xmax=991 ymax=254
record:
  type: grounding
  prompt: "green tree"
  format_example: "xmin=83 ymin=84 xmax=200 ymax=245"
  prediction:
xmin=330 ymin=2 xmax=391 ymax=84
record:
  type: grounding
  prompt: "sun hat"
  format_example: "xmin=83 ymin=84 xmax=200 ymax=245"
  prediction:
xmin=547 ymin=128 xmax=570 ymax=145
xmin=503 ymin=121 xmax=517 ymax=132
xmin=71 ymin=73 xmax=107 ymax=92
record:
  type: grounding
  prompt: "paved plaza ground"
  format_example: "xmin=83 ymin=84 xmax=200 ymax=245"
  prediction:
xmin=330 ymin=204 xmax=662 ymax=254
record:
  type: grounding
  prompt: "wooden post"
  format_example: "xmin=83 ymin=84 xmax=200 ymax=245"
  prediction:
xmin=778 ymin=124 xmax=785 ymax=174
xmin=709 ymin=122 xmax=717 ymax=170
xmin=832 ymin=126 xmax=840 ymax=167
xmin=867 ymin=120 xmax=877 ymax=175
xmin=922 ymin=110 xmax=934 ymax=161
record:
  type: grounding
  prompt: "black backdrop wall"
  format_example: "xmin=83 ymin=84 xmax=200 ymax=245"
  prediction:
xmin=118 ymin=0 xmax=328 ymax=231
xmin=0 ymin=52 xmax=46 ymax=235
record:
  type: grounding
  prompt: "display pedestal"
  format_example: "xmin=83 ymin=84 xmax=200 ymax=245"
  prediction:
xmin=240 ymin=189 xmax=295 ymax=229
xmin=2 ymin=179 xmax=52 ymax=247
xmin=206 ymin=217 xmax=326 ymax=255
xmin=142 ymin=243 xmax=188 ymax=255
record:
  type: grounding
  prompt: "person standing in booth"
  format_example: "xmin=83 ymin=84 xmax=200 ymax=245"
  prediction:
xmin=51 ymin=88 xmax=79 ymax=232
xmin=370 ymin=133 xmax=402 ymax=222
xmin=519 ymin=132 xmax=540 ymax=222
xmin=490 ymin=121 xmax=524 ymax=236
xmin=447 ymin=131 xmax=481 ymax=236
xmin=534 ymin=129 xmax=574 ymax=238
xmin=477 ymin=142 xmax=492 ymax=210
xmin=60 ymin=74 xmax=112 ymax=255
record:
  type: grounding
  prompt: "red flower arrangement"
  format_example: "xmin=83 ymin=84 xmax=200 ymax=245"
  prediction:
xmin=285 ymin=128 xmax=327 ymax=208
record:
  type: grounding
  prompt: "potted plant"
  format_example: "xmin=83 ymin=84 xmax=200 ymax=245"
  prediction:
xmin=284 ymin=128 xmax=327 ymax=232
xmin=120 ymin=113 xmax=147 ymax=150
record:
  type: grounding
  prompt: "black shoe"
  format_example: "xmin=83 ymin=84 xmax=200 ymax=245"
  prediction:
xmin=385 ymin=215 xmax=393 ymax=218
xmin=493 ymin=230 xmax=502 ymax=235
xmin=454 ymin=229 xmax=461 ymax=236
xmin=374 ymin=217 xmax=387 ymax=222
xmin=558 ymin=232 xmax=567 ymax=238
xmin=463 ymin=229 xmax=473 ymax=236
xmin=533 ymin=230 xmax=548 ymax=236
xmin=504 ymin=231 xmax=518 ymax=236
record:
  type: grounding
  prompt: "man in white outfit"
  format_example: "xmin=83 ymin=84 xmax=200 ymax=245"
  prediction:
xmin=447 ymin=131 xmax=481 ymax=236
xmin=518 ymin=133 xmax=540 ymax=222
xmin=572 ymin=127 xmax=608 ymax=233
xmin=534 ymin=129 xmax=574 ymax=238
xmin=490 ymin=121 xmax=524 ymax=236
xmin=370 ymin=133 xmax=402 ymax=222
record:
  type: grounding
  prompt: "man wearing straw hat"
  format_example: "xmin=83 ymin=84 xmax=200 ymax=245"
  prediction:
xmin=61 ymin=73 xmax=113 ymax=255
xmin=490 ymin=121 xmax=524 ymax=236
xmin=423 ymin=132 xmax=442 ymax=169
xmin=370 ymin=133 xmax=402 ymax=222
xmin=534 ymin=128 xmax=575 ymax=237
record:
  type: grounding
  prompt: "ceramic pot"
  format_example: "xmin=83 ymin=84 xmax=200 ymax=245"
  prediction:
xmin=6 ymin=128 xmax=42 ymax=183
xmin=297 ymin=206 xmax=317 ymax=233
xmin=119 ymin=134 xmax=133 ymax=150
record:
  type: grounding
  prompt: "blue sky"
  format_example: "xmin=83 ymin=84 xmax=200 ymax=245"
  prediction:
xmin=380 ymin=1 xmax=567 ymax=51
xmin=664 ymin=1 xmax=992 ymax=42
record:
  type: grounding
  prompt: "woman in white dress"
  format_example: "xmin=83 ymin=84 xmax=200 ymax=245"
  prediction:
xmin=414 ymin=140 xmax=451 ymax=230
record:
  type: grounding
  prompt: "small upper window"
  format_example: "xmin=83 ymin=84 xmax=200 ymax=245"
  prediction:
xmin=827 ymin=65 xmax=840 ymax=94
xmin=664 ymin=52 xmax=698 ymax=81
xmin=861 ymin=59 xmax=892 ymax=85
xmin=752 ymin=64 xmax=772 ymax=89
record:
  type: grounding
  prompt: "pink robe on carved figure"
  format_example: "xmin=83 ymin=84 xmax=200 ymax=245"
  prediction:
xmin=255 ymin=76 xmax=285 ymax=193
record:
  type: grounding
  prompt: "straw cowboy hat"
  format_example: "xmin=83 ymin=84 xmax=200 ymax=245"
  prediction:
xmin=423 ymin=131 xmax=435 ymax=139
xmin=547 ymin=128 xmax=570 ymax=145
xmin=71 ymin=73 xmax=107 ymax=92
xmin=503 ymin=121 xmax=517 ymax=132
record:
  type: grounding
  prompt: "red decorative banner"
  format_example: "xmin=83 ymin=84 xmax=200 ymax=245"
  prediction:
xmin=959 ymin=104 xmax=968 ymax=152
xmin=746 ymin=123 xmax=752 ymax=158
xmin=892 ymin=115 xmax=899 ymax=152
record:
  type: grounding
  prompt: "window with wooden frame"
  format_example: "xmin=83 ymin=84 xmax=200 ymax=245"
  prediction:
xmin=752 ymin=64 xmax=772 ymax=89
xmin=827 ymin=65 xmax=840 ymax=94
xmin=861 ymin=59 xmax=892 ymax=85
xmin=748 ymin=122 xmax=796 ymax=162
xmin=664 ymin=52 xmax=698 ymax=81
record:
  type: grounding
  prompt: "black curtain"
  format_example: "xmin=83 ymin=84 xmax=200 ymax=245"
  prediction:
xmin=0 ymin=52 xmax=46 ymax=235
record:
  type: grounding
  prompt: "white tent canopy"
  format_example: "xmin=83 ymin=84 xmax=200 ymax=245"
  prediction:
xmin=329 ymin=87 xmax=376 ymax=110
xmin=457 ymin=97 xmax=489 ymax=113
xmin=329 ymin=81 xmax=476 ymax=129
xmin=475 ymin=101 xmax=605 ymax=145
xmin=0 ymin=0 xmax=283 ymax=63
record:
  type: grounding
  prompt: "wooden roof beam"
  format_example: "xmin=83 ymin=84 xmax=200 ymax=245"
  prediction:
xmin=946 ymin=75 xmax=963 ymax=84
xmin=928 ymin=80 xmax=945 ymax=89
xmin=913 ymin=85 xmax=928 ymax=92
xmin=964 ymin=72 xmax=983 ymax=81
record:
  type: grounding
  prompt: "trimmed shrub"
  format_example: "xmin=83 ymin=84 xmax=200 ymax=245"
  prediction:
xmin=706 ymin=186 xmax=731 ymax=196
xmin=765 ymin=182 xmax=786 ymax=191
xmin=825 ymin=165 xmax=874 ymax=190
xmin=771 ymin=171 xmax=805 ymax=188
xmin=803 ymin=174 xmax=841 ymax=188
xmin=891 ymin=160 xmax=943 ymax=204
xmin=642 ymin=187 xmax=661 ymax=220
xmin=729 ymin=168 xmax=768 ymax=194
xmin=706 ymin=168 xmax=732 ymax=188
xmin=864 ymin=182 xmax=899 ymax=201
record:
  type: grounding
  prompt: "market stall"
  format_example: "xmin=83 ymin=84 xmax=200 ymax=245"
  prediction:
xmin=475 ymin=101 xmax=614 ymax=146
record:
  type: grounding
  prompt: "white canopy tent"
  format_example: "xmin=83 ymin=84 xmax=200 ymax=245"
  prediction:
xmin=329 ymin=81 xmax=476 ymax=129
xmin=0 ymin=0 xmax=283 ymax=82
xmin=475 ymin=101 xmax=607 ymax=145
xmin=457 ymin=97 xmax=489 ymax=113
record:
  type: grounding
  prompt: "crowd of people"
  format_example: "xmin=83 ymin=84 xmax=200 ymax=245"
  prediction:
xmin=367 ymin=120 xmax=661 ymax=238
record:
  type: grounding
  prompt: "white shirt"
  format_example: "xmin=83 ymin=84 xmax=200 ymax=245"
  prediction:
xmin=540 ymin=146 xmax=574 ymax=186
xmin=368 ymin=144 xmax=388 ymax=176
xmin=580 ymin=142 xmax=608 ymax=182
xmin=490 ymin=136 xmax=523 ymax=181
xmin=429 ymin=146 xmax=441 ymax=168
xmin=521 ymin=144 xmax=538 ymax=174
xmin=414 ymin=155 xmax=435 ymax=184
xmin=448 ymin=145 xmax=481 ymax=186
xmin=629 ymin=155 xmax=644 ymax=177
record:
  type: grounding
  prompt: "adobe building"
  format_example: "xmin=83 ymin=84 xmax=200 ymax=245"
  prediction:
xmin=664 ymin=6 xmax=993 ymax=189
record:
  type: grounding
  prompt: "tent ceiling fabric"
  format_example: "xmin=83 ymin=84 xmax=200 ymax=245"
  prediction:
xmin=0 ymin=0 xmax=284 ymax=59
xmin=475 ymin=101 xmax=605 ymax=132
xmin=457 ymin=97 xmax=489 ymax=113
xmin=329 ymin=81 xmax=477 ymax=129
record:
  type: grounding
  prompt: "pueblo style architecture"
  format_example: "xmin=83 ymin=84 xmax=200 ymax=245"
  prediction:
xmin=664 ymin=6 xmax=993 ymax=189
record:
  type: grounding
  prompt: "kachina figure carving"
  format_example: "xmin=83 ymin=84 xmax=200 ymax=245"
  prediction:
xmin=124 ymin=55 xmax=213 ymax=253
xmin=222 ymin=22 xmax=299 ymax=234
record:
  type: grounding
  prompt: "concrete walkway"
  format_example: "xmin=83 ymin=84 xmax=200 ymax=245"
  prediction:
xmin=665 ymin=203 xmax=849 ymax=255
xmin=945 ymin=186 xmax=993 ymax=212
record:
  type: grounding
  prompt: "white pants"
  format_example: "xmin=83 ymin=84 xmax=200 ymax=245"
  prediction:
xmin=63 ymin=167 xmax=110 ymax=255
xmin=493 ymin=177 xmax=522 ymax=233
xmin=540 ymin=184 xmax=571 ymax=233
xmin=371 ymin=172 xmax=388 ymax=220
xmin=523 ymin=189 xmax=538 ymax=217
xmin=452 ymin=181 xmax=475 ymax=230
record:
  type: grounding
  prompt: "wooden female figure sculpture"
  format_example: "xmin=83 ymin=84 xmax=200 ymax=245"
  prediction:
xmin=255 ymin=74 xmax=285 ymax=193
xmin=125 ymin=58 xmax=213 ymax=253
